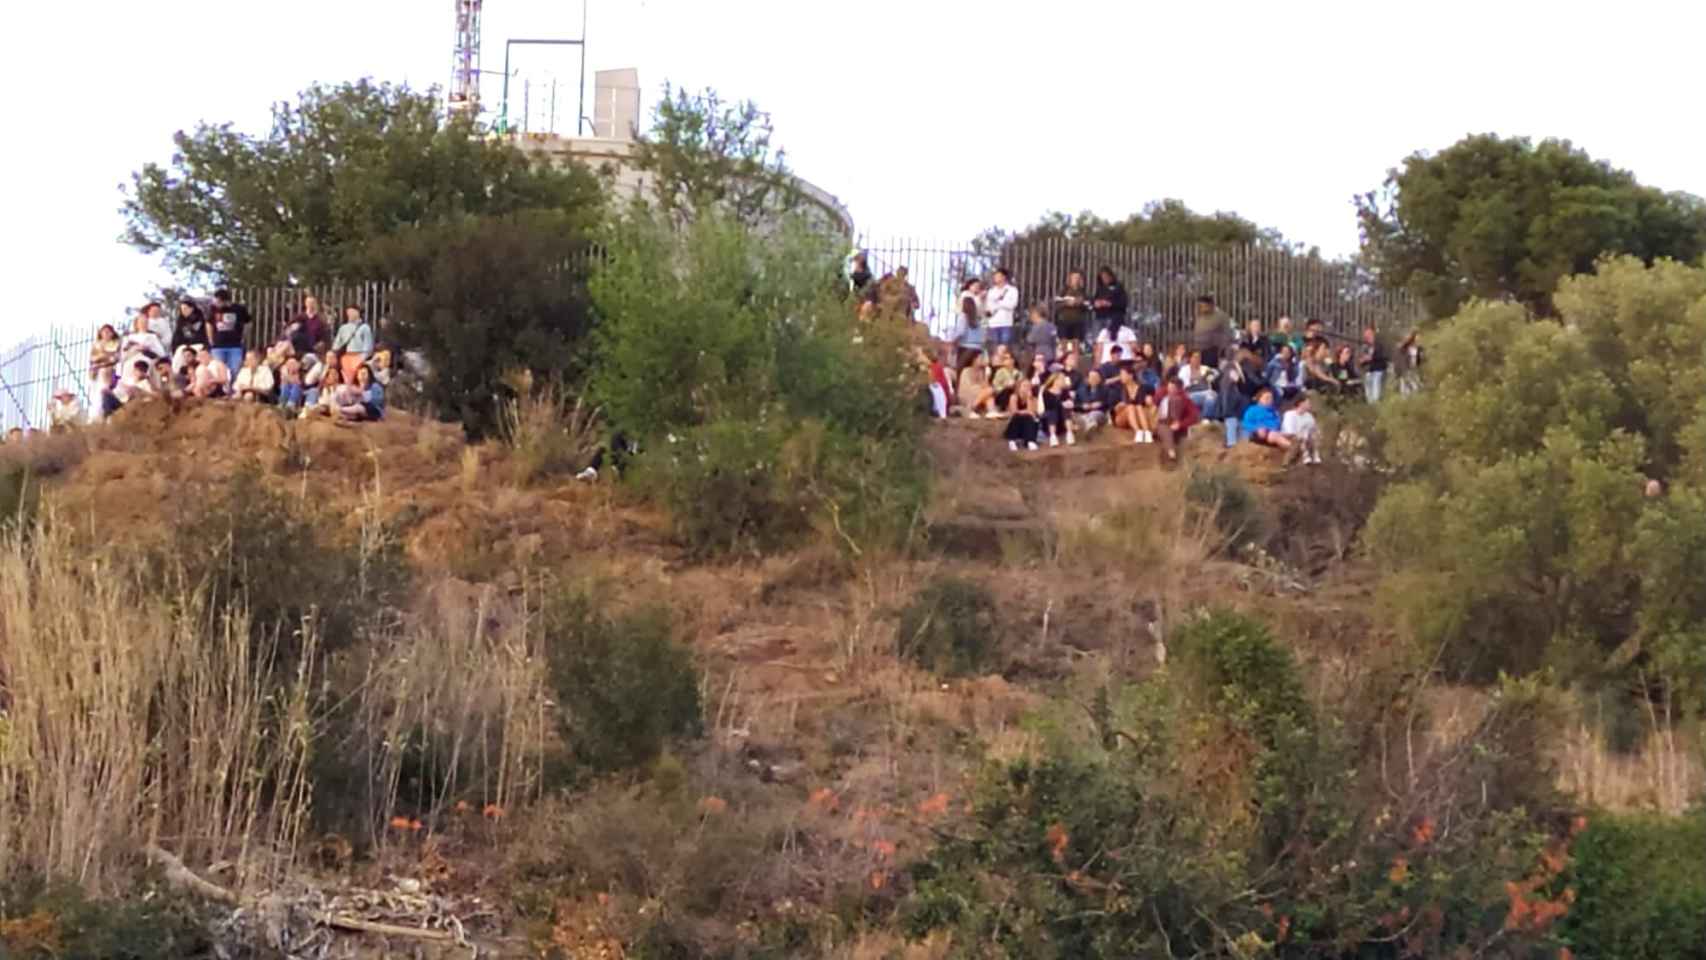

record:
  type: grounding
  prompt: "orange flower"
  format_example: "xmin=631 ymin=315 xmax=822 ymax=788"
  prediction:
xmin=698 ymin=796 xmax=728 ymax=816
xmin=482 ymin=803 xmax=505 ymax=820
xmin=454 ymin=800 xmax=471 ymax=815
xmin=1410 ymin=816 xmax=1436 ymax=847
xmin=1559 ymin=948 xmax=1574 ymax=960
xmin=1389 ymin=857 xmax=1409 ymax=885
xmin=807 ymin=788 xmax=840 ymax=812
xmin=1046 ymin=823 xmax=1070 ymax=865
xmin=388 ymin=816 xmax=413 ymax=831
xmin=915 ymin=793 xmax=950 ymax=819
xmin=1569 ymin=816 xmax=1588 ymax=836
xmin=871 ymin=840 xmax=897 ymax=862
xmin=868 ymin=870 xmax=887 ymax=891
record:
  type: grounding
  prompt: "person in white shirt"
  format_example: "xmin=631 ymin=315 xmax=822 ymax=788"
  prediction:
xmin=982 ymin=268 xmax=1019 ymax=349
xmin=1093 ymin=323 xmax=1139 ymax=365
xmin=142 ymin=302 xmax=174 ymax=353
xmin=1280 ymin=393 xmax=1321 ymax=465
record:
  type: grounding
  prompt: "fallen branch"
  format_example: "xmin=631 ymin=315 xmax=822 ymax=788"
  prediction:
xmin=144 ymin=844 xmax=240 ymax=906
xmin=324 ymin=914 xmax=455 ymax=942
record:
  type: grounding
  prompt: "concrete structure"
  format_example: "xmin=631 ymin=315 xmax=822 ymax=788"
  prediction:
xmin=508 ymin=68 xmax=853 ymax=237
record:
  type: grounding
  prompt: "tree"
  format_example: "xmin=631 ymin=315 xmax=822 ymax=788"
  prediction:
xmin=629 ymin=84 xmax=800 ymax=228
xmin=974 ymin=199 xmax=1302 ymax=255
xmin=373 ymin=209 xmax=600 ymax=437
xmin=1365 ymin=256 xmax=1706 ymax=699
xmin=123 ymin=79 xmax=600 ymax=285
xmin=1356 ymin=134 xmax=1706 ymax=318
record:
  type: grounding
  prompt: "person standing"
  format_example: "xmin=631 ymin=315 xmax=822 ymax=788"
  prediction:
xmin=142 ymin=302 xmax=173 ymax=351
xmin=1397 ymin=329 xmax=1423 ymax=396
xmin=951 ymin=278 xmax=986 ymax=369
xmin=1358 ymin=327 xmax=1389 ymax=403
xmin=1054 ymin=268 xmax=1092 ymax=347
xmin=983 ymin=268 xmax=1019 ymax=349
xmin=288 ymin=295 xmax=328 ymax=358
xmin=1191 ymin=295 xmax=1232 ymax=369
xmin=207 ymin=288 xmax=252 ymax=375
xmin=1090 ymin=267 xmax=1127 ymax=345
xmin=332 ymin=304 xmax=375 ymax=382
xmin=172 ymin=299 xmax=209 ymax=352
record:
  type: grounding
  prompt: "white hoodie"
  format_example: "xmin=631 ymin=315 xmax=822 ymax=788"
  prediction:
xmin=984 ymin=282 xmax=1019 ymax=329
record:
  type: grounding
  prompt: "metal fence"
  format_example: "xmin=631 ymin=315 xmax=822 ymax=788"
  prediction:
xmin=0 ymin=242 xmax=1417 ymax=431
xmin=854 ymin=237 xmax=1420 ymax=344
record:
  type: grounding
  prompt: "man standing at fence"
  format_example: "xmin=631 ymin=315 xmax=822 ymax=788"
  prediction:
xmin=1192 ymin=296 xmax=1232 ymax=369
xmin=207 ymin=289 xmax=252 ymax=375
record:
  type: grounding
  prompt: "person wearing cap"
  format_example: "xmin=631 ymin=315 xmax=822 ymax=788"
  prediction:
xmin=48 ymin=386 xmax=83 ymax=429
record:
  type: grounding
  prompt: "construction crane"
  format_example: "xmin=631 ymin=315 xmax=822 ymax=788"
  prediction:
xmin=448 ymin=0 xmax=483 ymax=118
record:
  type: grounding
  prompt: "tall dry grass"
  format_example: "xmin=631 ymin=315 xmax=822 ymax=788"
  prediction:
xmin=0 ymin=522 xmax=315 ymax=893
xmin=498 ymin=369 xmax=602 ymax=485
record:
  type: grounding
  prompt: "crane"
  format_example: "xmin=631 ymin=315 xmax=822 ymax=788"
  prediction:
xmin=448 ymin=0 xmax=483 ymax=118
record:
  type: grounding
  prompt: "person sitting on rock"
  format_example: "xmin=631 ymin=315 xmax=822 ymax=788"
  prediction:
xmin=233 ymin=350 xmax=276 ymax=403
xmin=1282 ymin=392 xmax=1321 ymax=464
xmin=1240 ymin=386 xmax=1295 ymax=457
xmin=192 ymin=346 xmax=230 ymax=399
xmin=1073 ymin=369 xmax=1109 ymax=434
xmin=278 ymin=358 xmax=306 ymax=412
xmin=956 ymin=351 xmax=996 ymax=418
xmin=302 ymin=365 xmax=344 ymax=418
xmin=989 ymin=349 xmax=1022 ymax=416
xmin=1155 ymin=376 xmax=1202 ymax=465
xmin=1039 ymin=363 xmax=1075 ymax=447
xmin=1111 ymin=366 xmax=1157 ymax=444
xmin=1004 ymin=380 xmax=1041 ymax=451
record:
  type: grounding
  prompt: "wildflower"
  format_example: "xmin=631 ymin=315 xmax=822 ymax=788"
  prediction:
xmin=1046 ymin=823 xmax=1070 ymax=865
xmin=915 ymin=793 xmax=950 ymax=818
xmin=698 ymin=796 xmax=728 ymax=816
xmin=482 ymin=803 xmax=505 ymax=820
xmin=389 ymin=816 xmax=412 ymax=831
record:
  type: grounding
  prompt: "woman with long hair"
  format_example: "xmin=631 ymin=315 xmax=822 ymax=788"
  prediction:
xmin=1003 ymin=379 xmax=1040 ymax=451
xmin=1111 ymin=365 xmax=1158 ymax=443
xmin=956 ymin=351 xmax=996 ymax=417
xmin=88 ymin=324 xmax=121 ymax=407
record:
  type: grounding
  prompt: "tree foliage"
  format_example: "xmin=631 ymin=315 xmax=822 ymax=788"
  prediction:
xmin=1356 ymin=134 xmax=1706 ymax=317
xmin=629 ymin=84 xmax=800 ymax=229
xmin=123 ymin=79 xmax=600 ymax=285
xmin=373 ymin=208 xmax=601 ymax=436
xmin=974 ymin=199 xmax=1301 ymax=257
xmin=589 ymin=210 xmax=927 ymax=557
xmin=1365 ymin=256 xmax=1706 ymax=696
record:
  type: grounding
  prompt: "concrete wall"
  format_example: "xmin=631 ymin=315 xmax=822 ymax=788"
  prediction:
xmin=509 ymin=134 xmax=854 ymax=237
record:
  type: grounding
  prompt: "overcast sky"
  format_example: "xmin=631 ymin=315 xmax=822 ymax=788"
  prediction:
xmin=4 ymin=0 xmax=1704 ymax=341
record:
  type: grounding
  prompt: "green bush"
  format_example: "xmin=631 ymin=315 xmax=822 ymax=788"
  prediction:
xmin=590 ymin=212 xmax=928 ymax=557
xmin=1184 ymin=466 xmax=1268 ymax=554
xmin=546 ymin=596 xmax=703 ymax=773
xmin=0 ymin=878 xmax=210 ymax=959
xmin=1558 ymin=810 xmax=1706 ymax=960
xmin=165 ymin=468 xmax=411 ymax=662
xmin=0 ymin=465 xmax=37 ymax=535
xmin=895 ymin=576 xmax=1000 ymax=677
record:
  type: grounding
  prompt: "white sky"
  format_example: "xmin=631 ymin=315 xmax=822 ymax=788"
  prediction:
xmin=3 ymin=0 xmax=1703 ymax=341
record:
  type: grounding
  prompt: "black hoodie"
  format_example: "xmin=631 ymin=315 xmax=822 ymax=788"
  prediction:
xmin=1091 ymin=279 xmax=1128 ymax=326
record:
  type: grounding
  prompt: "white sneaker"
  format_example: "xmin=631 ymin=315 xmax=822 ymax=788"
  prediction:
xmin=575 ymin=466 xmax=598 ymax=481
xmin=1026 ymin=442 xmax=1038 ymax=451
xmin=1008 ymin=440 xmax=1019 ymax=451
xmin=1048 ymin=434 xmax=1059 ymax=448
xmin=1065 ymin=431 xmax=1076 ymax=446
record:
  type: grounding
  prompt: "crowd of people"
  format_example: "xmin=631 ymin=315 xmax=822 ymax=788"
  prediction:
xmin=65 ymin=291 xmax=392 ymax=428
xmin=899 ymin=264 xmax=1423 ymax=466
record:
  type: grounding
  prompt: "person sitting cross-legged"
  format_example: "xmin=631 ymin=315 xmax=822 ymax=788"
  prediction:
xmin=1240 ymin=386 xmax=1296 ymax=459
xmin=1281 ymin=392 xmax=1322 ymax=465
xmin=956 ymin=352 xmax=997 ymax=418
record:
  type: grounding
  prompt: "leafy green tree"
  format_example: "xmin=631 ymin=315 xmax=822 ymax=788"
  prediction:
xmin=123 ymin=79 xmax=600 ymax=284
xmin=1365 ymin=257 xmax=1706 ymax=693
xmin=1356 ymin=134 xmax=1706 ymax=317
xmin=372 ymin=208 xmax=601 ymax=436
xmin=974 ymin=199 xmax=1302 ymax=256
xmin=629 ymin=84 xmax=799 ymax=228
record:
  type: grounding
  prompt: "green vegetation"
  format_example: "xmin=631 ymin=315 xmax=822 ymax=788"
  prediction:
xmin=630 ymin=84 xmax=800 ymax=229
xmin=1185 ymin=465 xmax=1269 ymax=554
xmin=977 ymin=198 xmax=1300 ymax=254
xmin=590 ymin=212 xmax=928 ymax=557
xmin=896 ymin=576 xmax=1001 ymax=677
xmin=546 ymin=596 xmax=704 ymax=774
xmin=0 ymin=880 xmax=210 ymax=960
xmin=1357 ymin=134 xmax=1706 ymax=317
xmin=123 ymin=80 xmax=599 ymax=286
xmin=1556 ymin=810 xmax=1706 ymax=959
xmin=1367 ymin=257 xmax=1706 ymax=698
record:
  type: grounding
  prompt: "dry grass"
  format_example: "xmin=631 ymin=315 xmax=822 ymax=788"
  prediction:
xmin=498 ymin=370 xmax=602 ymax=486
xmin=0 ymin=521 xmax=315 ymax=893
xmin=1556 ymin=721 xmax=1702 ymax=814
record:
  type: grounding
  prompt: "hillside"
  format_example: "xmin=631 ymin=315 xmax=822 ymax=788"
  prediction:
xmin=0 ymin=400 xmax=1698 ymax=959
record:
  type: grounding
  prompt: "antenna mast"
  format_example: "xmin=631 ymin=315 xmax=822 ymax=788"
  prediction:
xmin=448 ymin=0 xmax=484 ymax=118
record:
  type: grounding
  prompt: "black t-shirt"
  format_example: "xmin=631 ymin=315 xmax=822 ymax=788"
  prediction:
xmin=209 ymin=303 xmax=252 ymax=349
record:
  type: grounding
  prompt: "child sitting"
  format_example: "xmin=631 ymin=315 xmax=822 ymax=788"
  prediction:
xmin=1281 ymin=392 xmax=1321 ymax=464
xmin=1240 ymin=387 xmax=1296 ymax=459
xmin=278 ymin=358 xmax=306 ymax=412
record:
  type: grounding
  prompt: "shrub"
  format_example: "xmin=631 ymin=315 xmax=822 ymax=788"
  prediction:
xmin=1184 ymin=466 xmax=1268 ymax=554
xmin=895 ymin=576 xmax=1001 ymax=677
xmin=0 ymin=465 xmax=36 ymax=534
xmin=498 ymin=370 xmax=603 ymax=485
xmin=591 ymin=211 xmax=929 ymax=557
xmin=1557 ymin=810 xmax=1706 ymax=960
xmin=545 ymin=596 xmax=703 ymax=773
xmin=0 ymin=879 xmax=210 ymax=960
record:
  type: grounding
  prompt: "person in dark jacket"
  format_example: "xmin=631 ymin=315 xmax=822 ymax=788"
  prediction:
xmin=1054 ymin=268 xmax=1093 ymax=346
xmin=1090 ymin=267 xmax=1127 ymax=344
xmin=286 ymin=294 xmax=329 ymax=358
xmin=171 ymin=300 xmax=209 ymax=352
xmin=1073 ymin=369 xmax=1109 ymax=433
xmin=1236 ymin=318 xmax=1274 ymax=364
xmin=1358 ymin=326 xmax=1390 ymax=403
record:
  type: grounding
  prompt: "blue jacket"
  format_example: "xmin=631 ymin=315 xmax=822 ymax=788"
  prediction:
xmin=1241 ymin=403 xmax=1281 ymax=436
